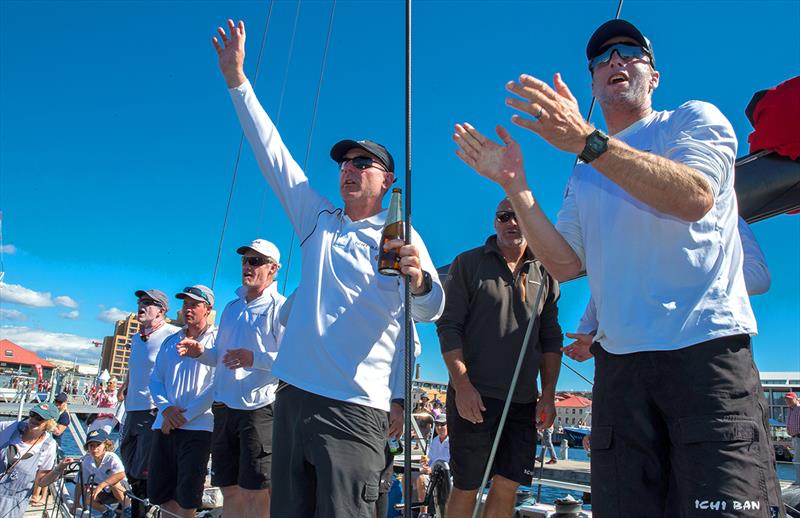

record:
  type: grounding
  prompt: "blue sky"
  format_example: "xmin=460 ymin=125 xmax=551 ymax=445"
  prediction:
xmin=1 ymin=1 xmax=798 ymax=389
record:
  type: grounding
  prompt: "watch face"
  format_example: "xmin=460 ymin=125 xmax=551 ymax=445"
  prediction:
xmin=589 ymin=139 xmax=604 ymax=152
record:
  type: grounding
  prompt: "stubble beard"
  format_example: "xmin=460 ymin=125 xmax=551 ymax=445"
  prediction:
xmin=597 ymin=72 xmax=651 ymax=115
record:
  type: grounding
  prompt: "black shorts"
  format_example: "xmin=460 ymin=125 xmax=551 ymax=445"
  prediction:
xmin=271 ymin=384 xmax=388 ymax=518
xmin=590 ymin=334 xmax=785 ymax=518
xmin=119 ymin=409 xmax=156 ymax=480
xmin=210 ymin=403 xmax=273 ymax=490
xmin=147 ymin=429 xmax=211 ymax=509
xmin=445 ymin=385 xmax=536 ymax=490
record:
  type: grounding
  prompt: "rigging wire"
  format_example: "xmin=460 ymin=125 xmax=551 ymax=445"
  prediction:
xmin=211 ymin=3 xmax=276 ymax=290
xmin=280 ymin=0 xmax=338 ymax=294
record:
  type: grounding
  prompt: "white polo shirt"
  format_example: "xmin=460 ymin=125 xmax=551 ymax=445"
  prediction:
xmin=229 ymin=80 xmax=445 ymax=411
xmin=198 ymin=285 xmax=285 ymax=410
xmin=557 ymin=100 xmax=756 ymax=353
xmin=150 ymin=326 xmax=217 ymax=432
xmin=428 ymin=434 xmax=450 ymax=466
xmin=126 ymin=323 xmax=180 ymax=411
xmin=80 ymin=451 xmax=125 ymax=485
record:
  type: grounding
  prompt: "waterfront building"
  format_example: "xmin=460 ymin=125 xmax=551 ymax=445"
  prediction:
xmin=554 ymin=394 xmax=592 ymax=429
xmin=100 ymin=313 xmax=139 ymax=379
xmin=760 ymin=371 xmax=800 ymax=422
xmin=0 ymin=339 xmax=55 ymax=378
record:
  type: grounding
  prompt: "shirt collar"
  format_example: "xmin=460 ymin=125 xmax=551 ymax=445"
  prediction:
xmin=235 ymin=282 xmax=278 ymax=304
xmin=483 ymin=235 xmax=534 ymax=262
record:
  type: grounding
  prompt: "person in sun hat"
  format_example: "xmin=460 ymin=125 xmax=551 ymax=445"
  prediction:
xmin=178 ymin=240 xmax=285 ymax=517
xmin=455 ymin=17 xmax=785 ymax=518
xmin=147 ymin=284 xmax=217 ymax=518
xmin=211 ymin=18 xmax=444 ymax=518
xmin=0 ymin=403 xmax=59 ymax=518
xmin=119 ymin=288 xmax=180 ymax=517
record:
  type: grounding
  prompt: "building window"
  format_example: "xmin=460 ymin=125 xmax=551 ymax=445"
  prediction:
xmin=4 ymin=350 xmax=12 ymax=357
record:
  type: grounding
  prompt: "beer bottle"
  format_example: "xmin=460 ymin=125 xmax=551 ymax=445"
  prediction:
xmin=378 ymin=188 xmax=405 ymax=276
xmin=388 ymin=436 xmax=404 ymax=455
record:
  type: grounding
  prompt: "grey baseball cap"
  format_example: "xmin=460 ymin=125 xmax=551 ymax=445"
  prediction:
xmin=134 ymin=289 xmax=169 ymax=311
xmin=176 ymin=284 xmax=215 ymax=306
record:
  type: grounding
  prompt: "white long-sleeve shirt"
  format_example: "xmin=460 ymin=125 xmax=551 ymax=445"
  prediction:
xmin=229 ymin=80 xmax=445 ymax=411
xmin=126 ymin=323 xmax=180 ymax=411
xmin=150 ymin=326 xmax=217 ymax=432
xmin=556 ymin=101 xmax=756 ymax=354
xmin=577 ymin=217 xmax=771 ymax=334
xmin=198 ymin=285 xmax=285 ymax=410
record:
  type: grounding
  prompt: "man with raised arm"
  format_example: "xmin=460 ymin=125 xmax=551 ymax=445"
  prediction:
xmin=454 ymin=18 xmax=784 ymax=518
xmin=436 ymin=198 xmax=563 ymax=517
xmin=119 ymin=289 xmax=179 ymax=518
xmin=177 ymin=240 xmax=285 ymax=518
xmin=211 ymin=19 xmax=444 ymax=518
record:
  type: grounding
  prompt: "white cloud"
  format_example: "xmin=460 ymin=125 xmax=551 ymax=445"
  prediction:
xmin=54 ymin=295 xmax=79 ymax=309
xmin=0 ymin=308 xmax=26 ymax=321
xmin=0 ymin=282 xmax=79 ymax=310
xmin=0 ymin=244 xmax=16 ymax=254
xmin=0 ymin=282 xmax=55 ymax=307
xmin=98 ymin=307 xmax=130 ymax=323
xmin=0 ymin=325 xmax=101 ymax=364
xmin=60 ymin=310 xmax=80 ymax=320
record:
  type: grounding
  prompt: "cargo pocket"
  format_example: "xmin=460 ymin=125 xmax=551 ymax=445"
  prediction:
xmin=362 ymin=481 xmax=379 ymax=504
xmin=676 ymin=416 xmax=770 ymax=517
xmin=589 ymin=425 xmax=620 ymax=516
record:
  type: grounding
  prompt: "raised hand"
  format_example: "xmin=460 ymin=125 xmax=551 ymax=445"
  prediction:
xmin=454 ymin=123 xmax=527 ymax=192
xmin=212 ymin=19 xmax=247 ymax=88
xmin=505 ymin=73 xmax=594 ymax=154
xmin=562 ymin=332 xmax=595 ymax=362
xmin=176 ymin=338 xmax=204 ymax=358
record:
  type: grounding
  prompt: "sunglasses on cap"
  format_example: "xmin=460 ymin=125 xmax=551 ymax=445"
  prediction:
xmin=242 ymin=256 xmax=273 ymax=267
xmin=588 ymin=43 xmax=652 ymax=72
xmin=182 ymin=287 xmax=211 ymax=305
xmin=496 ymin=211 xmax=517 ymax=223
xmin=339 ymin=156 xmax=388 ymax=172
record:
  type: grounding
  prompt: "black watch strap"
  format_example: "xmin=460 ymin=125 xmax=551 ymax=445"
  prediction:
xmin=413 ymin=271 xmax=433 ymax=297
xmin=579 ymin=129 xmax=609 ymax=163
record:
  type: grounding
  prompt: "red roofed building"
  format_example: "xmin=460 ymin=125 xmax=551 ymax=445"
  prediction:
xmin=0 ymin=339 xmax=56 ymax=378
xmin=555 ymin=393 xmax=592 ymax=428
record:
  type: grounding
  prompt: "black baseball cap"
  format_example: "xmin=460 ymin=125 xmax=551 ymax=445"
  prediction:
xmin=586 ymin=19 xmax=655 ymax=68
xmin=330 ymin=139 xmax=395 ymax=173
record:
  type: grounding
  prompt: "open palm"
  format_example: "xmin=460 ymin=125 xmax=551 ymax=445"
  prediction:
xmin=454 ymin=123 xmax=525 ymax=189
xmin=212 ymin=19 xmax=247 ymax=88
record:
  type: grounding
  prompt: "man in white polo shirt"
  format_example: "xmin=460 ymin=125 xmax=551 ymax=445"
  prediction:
xmin=119 ymin=289 xmax=179 ymax=518
xmin=148 ymin=285 xmax=217 ymax=518
xmin=211 ymin=20 xmax=445 ymax=518
xmin=178 ymin=240 xmax=284 ymax=518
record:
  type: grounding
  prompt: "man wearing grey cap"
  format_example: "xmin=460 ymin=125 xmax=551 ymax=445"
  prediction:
xmin=455 ymin=18 xmax=784 ymax=518
xmin=148 ymin=285 xmax=217 ymax=518
xmin=119 ymin=289 xmax=179 ymax=517
xmin=212 ymin=20 xmax=444 ymax=518
xmin=178 ymin=240 xmax=285 ymax=517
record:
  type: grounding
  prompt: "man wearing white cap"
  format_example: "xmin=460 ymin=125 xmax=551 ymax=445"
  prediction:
xmin=148 ymin=285 xmax=217 ymax=518
xmin=178 ymin=240 xmax=284 ymax=517
xmin=120 ymin=289 xmax=179 ymax=518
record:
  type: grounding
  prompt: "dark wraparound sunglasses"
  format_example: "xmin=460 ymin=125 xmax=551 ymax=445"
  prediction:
xmin=339 ymin=156 xmax=388 ymax=172
xmin=242 ymin=256 xmax=273 ymax=267
xmin=183 ymin=287 xmax=211 ymax=305
xmin=589 ymin=43 xmax=652 ymax=72
xmin=496 ymin=211 xmax=517 ymax=223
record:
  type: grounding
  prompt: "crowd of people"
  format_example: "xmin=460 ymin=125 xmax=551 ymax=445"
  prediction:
xmin=0 ymin=15 xmax=791 ymax=518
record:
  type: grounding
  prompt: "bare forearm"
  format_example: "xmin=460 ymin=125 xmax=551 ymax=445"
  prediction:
xmin=539 ymin=352 xmax=561 ymax=396
xmin=593 ymin=139 xmax=713 ymax=221
xmin=505 ymin=188 xmax=582 ymax=281
xmin=442 ymin=349 xmax=471 ymax=389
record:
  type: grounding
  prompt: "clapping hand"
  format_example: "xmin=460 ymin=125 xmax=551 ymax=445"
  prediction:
xmin=453 ymin=123 xmax=527 ymax=193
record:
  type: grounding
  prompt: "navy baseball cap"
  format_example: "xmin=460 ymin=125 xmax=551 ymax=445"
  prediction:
xmin=85 ymin=429 xmax=110 ymax=445
xmin=586 ymin=19 xmax=655 ymax=68
xmin=330 ymin=139 xmax=395 ymax=173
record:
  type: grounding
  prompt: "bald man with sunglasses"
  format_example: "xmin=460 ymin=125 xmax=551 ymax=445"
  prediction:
xmin=212 ymin=19 xmax=444 ymax=518
xmin=455 ymin=18 xmax=784 ymax=518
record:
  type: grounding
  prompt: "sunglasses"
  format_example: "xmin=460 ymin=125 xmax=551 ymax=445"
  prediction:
xmin=138 ymin=298 xmax=162 ymax=308
xmin=339 ymin=156 xmax=387 ymax=172
xmin=28 ymin=413 xmax=43 ymax=422
xmin=588 ymin=43 xmax=651 ymax=72
xmin=242 ymin=256 xmax=273 ymax=268
xmin=183 ymin=287 xmax=211 ymax=305
xmin=496 ymin=211 xmax=517 ymax=223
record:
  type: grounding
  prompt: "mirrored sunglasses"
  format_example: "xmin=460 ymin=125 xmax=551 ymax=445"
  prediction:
xmin=242 ymin=256 xmax=272 ymax=267
xmin=589 ymin=43 xmax=651 ymax=72
xmin=496 ymin=211 xmax=517 ymax=223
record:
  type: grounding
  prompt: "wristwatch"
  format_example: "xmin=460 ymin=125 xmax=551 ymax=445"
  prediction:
xmin=413 ymin=271 xmax=433 ymax=297
xmin=579 ymin=129 xmax=609 ymax=163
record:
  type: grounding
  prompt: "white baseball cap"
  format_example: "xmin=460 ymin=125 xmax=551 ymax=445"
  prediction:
xmin=236 ymin=239 xmax=281 ymax=264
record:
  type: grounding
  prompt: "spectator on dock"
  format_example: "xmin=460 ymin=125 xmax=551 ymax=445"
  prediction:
xmin=29 ymin=392 xmax=71 ymax=506
xmin=211 ymin=19 xmax=444 ymax=518
xmin=456 ymin=18 xmax=784 ymax=516
xmin=436 ymin=198 xmax=563 ymax=517
xmin=537 ymin=425 xmax=558 ymax=465
xmin=786 ymin=392 xmax=800 ymax=485
xmin=149 ymin=285 xmax=217 ymax=518
xmin=0 ymin=403 xmax=59 ymax=518
xmin=89 ymin=378 xmax=119 ymax=434
xmin=120 ymin=289 xmax=180 ymax=518
xmin=178 ymin=240 xmax=285 ymax=518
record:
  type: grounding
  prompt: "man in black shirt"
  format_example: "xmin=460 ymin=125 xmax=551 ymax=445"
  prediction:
xmin=436 ymin=198 xmax=563 ymax=517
